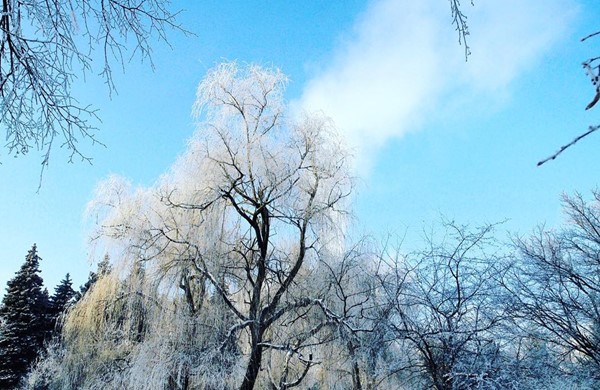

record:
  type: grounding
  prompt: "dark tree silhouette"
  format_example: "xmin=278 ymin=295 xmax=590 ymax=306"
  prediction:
xmin=0 ymin=244 xmax=51 ymax=389
xmin=49 ymin=273 xmax=77 ymax=332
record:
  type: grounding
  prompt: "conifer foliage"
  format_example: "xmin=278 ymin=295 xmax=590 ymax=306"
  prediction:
xmin=49 ymin=274 xmax=76 ymax=331
xmin=0 ymin=244 xmax=51 ymax=389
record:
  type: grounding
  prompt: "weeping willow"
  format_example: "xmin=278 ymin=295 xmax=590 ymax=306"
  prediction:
xmin=27 ymin=254 xmax=244 ymax=390
xmin=26 ymin=62 xmax=396 ymax=390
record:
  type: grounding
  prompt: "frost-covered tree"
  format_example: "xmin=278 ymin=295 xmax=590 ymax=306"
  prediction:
xmin=302 ymin=239 xmax=396 ymax=390
xmin=0 ymin=244 xmax=51 ymax=389
xmin=50 ymin=62 xmax=354 ymax=390
xmin=27 ymin=259 xmax=157 ymax=390
xmin=379 ymin=223 xmax=512 ymax=390
xmin=506 ymin=190 xmax=600 ymax=385
xmin=0 ymin=0 xmax=185 ymax=167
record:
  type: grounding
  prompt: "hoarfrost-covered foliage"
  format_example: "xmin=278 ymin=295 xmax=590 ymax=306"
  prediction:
xmin=0 ymin=0 xmax=185 ymax=166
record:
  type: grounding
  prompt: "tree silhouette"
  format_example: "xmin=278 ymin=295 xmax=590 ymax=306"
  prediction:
xmin=0 ymin=244 xmax=51 ymax=389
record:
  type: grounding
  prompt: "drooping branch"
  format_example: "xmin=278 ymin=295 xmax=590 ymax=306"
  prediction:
xmin=0 ymin=0 xmax=189 ymax=168
xmin=448 ymin=0 xmax=473 ymax=60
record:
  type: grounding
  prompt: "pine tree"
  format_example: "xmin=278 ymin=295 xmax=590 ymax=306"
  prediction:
xmin=0 ymin=244 xmax=51 ymax=389
xmin=49 ymin=273 xmax=76 ymax=331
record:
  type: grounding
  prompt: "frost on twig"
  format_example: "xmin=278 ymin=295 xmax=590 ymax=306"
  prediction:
xmin=448 ymin=0 xmax=474 ymax=60
xmin=0 ymin=0 xmax=188 ymax=169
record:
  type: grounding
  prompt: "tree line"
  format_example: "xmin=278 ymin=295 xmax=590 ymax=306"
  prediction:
xmin=0 ymin=246 xmax=115 ymax=388
xmin=3 ymin=63 xmax=600 ymax=390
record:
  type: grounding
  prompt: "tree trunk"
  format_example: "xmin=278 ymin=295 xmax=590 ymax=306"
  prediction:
xmin=347 ymin=340 xmax=363 ymax=390
xmin=240 ymin=326 xmax=264 ymax=390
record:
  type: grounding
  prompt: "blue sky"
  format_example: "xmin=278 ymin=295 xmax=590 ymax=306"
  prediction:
xmin=1 ymin=0 xmax=599 ymax=292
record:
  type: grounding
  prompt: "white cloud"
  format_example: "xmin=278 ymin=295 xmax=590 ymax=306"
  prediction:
xmin=296 ymin=0 xmax=577 ymax=172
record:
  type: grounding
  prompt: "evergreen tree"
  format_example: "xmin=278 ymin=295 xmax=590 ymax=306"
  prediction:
xmin=49 ymin=273 xmax=76 ymax=331
xmin=0 ymin=244 xmax=51 ymax=389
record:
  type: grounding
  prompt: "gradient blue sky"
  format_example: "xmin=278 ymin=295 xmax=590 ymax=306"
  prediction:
xmin=1 ymin=0 xmax=599 ymax=293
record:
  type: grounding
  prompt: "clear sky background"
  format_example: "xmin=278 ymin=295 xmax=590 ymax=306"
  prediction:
xmin=1 ymin=0 xmax=599 ymax=293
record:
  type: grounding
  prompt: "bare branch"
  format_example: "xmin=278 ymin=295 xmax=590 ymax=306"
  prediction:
xmin=537 ymin=125 xmax=600 ymax=167
xmin=448 ymin=0 xmax=474 ymax=60
xmin=0 ymin=0 xmax=189 ymax=170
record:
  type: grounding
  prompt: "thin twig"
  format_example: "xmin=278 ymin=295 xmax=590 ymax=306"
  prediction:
xmin=537 ymin=125 xmax=600 ymax=166
xmin=581 ymin=31 xmax=600 ymax=42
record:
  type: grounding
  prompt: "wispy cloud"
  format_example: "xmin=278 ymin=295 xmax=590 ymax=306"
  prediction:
xmin=297 ymin=0 xmax=577 ymax=171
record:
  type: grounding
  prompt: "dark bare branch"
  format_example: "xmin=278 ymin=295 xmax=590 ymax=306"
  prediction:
xmin=537 ymin=125 xmax=600 ymax=167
